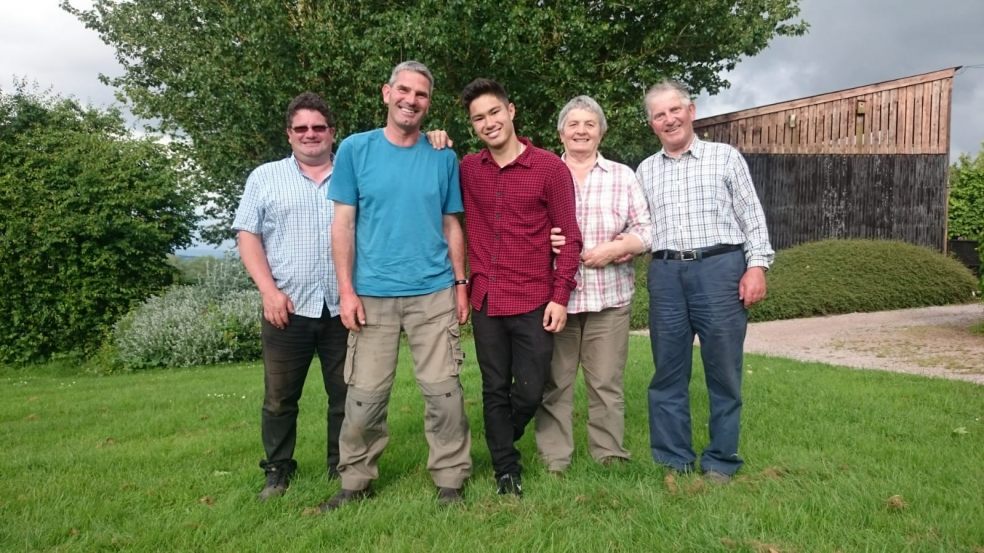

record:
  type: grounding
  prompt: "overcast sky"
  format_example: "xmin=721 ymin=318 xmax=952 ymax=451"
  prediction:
xmin=2 ymin=0 xmax=982 ymax=162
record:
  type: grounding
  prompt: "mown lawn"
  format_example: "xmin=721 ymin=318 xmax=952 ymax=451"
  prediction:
xmin=2 ymin=336 xmax=982 ymax=552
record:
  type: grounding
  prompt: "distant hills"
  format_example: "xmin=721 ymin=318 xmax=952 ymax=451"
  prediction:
xmin=174 ymin=243 xmax=234 ymax=259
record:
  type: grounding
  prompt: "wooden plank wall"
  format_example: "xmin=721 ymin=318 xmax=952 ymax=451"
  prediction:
xmin=695 ymin=68 xmax=956 ymax=155
xmin=748 ymin=154 xmax=949 ymax=251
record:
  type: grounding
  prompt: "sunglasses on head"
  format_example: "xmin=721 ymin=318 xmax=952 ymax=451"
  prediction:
xmin=291 ymin=125 xmax=330 ymax=134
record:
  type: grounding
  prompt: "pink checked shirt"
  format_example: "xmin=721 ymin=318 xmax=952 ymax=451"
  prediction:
xmin=565 ymin=153 xmax=653 ymax=314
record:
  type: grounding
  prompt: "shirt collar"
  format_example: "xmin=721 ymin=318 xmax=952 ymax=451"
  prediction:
xmin=479 ymin=136 xmax=534 ymax=167
xmin=290 ymin=153 xmax=334 ymax=186
xmin=560 ymin=151 xmax=613 ymax=173
xmin=660 ymin=135 xmax=702 ymax=160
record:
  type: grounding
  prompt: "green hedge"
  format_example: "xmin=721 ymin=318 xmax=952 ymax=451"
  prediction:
xmin=629 ymin=239 xmax=978 ymax=328
xmin=978 ymin=235 xmax=984 ymax=295
xmin=0 ymin=89 xmax=196 ymax=363
xmin=107 ymin=240 xmax=978 ymax=370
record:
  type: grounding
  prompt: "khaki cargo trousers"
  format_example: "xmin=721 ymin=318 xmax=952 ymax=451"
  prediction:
xmin=337 ymin=288 xmax=472 ymax=490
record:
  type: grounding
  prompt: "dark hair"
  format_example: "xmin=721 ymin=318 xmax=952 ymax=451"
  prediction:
xmin=460 ymin=78 xmax=509 ymax=112
xmin=285 ymin=92 xmax=336 ymax=129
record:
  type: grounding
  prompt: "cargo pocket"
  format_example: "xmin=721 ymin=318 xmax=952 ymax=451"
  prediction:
xmin=343 ymin=331 xmax=359 ymax=385
xmin=447 ymin=323 xmax=465 ymax=377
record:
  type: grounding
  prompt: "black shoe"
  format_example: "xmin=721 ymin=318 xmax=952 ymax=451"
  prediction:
xmin=327 ymin=466 xmax=340 ymax=481
xmin=496 ymin=474 xmax=523 ymax=497
xmin=318 ymin=487 xmax=373 ymax=512
xmin=436 ymin=487 xmax=463 ymax=506
xmin=258 ymin=463 xmax=293 ymax=501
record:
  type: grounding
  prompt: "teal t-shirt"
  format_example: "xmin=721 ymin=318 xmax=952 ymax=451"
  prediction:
xmin=328 ymin=129 xmax=463 ymax=297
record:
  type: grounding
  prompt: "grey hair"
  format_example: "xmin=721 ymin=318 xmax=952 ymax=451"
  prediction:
xmin=556 ymin=95 xmax=608 ymax=134
xmin=388 ymin=60 xmax=434 ymax=93
xmin=643 ymin=80 xmax=692 ymax=119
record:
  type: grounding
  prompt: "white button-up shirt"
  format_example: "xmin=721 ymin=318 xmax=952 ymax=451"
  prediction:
xmin=636 ymin=137 xmax=774 ymax=268
xmin=232 ymin=155 xmax=339 ymax=318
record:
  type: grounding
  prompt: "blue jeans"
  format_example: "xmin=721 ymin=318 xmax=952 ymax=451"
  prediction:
xmin=646 ymin=250 xmax=747 ymax=475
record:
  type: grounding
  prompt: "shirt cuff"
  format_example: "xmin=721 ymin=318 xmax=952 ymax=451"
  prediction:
xmin=550 ymin=289 xmax=572 ymax=307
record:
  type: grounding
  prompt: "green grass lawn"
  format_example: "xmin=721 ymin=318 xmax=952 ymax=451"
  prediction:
xmin=2 ymin=337 xmax=982 ymax=552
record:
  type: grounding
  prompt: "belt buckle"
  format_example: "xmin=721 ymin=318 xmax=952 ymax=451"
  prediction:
xmin=680 ymin=249 xmax=698 ymax=261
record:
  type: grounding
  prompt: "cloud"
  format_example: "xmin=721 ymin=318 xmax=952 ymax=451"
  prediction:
xmin=0 ymin=1 xmax=120 ymax=107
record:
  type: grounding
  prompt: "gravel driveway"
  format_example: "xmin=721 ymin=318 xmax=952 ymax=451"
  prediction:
xmin=742 ymin=303 xmax=984 ymax=385
xmin=634 ymin=303 xmax=984 ymax=385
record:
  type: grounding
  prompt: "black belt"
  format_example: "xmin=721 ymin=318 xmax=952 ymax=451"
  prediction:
xmin=652 ymin=244 xmax=742 ymax=261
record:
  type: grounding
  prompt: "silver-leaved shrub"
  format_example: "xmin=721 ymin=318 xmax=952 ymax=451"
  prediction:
xmin=111 ymin=257 xmax=261 ymax=369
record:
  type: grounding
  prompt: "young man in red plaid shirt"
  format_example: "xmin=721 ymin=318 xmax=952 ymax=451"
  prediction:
xmin=459 ymin=78 xmax=583 ymax=496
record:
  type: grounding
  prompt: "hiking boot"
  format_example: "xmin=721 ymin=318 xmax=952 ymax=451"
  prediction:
xmin=436 ymin=487 xmax=464 ymax=506
xmin=703 ymin=470 xmax=732 ymax=485
xmin=258 ymin=464 xmax=292 ymax=501
xmin=317 ymin=487 xmax=373 ymax=512
xmin=496 ymin=474 xmax=523 ymax=497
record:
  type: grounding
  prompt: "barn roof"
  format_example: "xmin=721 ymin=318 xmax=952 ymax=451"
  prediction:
xmin=693 ymin=67 xmax=959 ymax=155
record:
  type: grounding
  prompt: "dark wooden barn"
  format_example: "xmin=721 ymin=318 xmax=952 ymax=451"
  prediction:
xmin=693 ymin=67 xmax=958 ymax=251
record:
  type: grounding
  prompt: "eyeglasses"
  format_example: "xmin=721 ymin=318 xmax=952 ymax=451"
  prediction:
xmin=290 ymin=125 xmax=330 ymax=134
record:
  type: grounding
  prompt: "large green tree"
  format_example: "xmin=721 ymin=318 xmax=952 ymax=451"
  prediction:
xmin=64 ymin=0 xmax=807 ymax=243
xmin=0 ymin=84 xmax=198 ymax=363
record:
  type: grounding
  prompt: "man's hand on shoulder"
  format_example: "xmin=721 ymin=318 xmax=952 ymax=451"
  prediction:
xmin=542 ymin=301 xmax=568 ymax=333
xmin=425 ymin=129 xmax=453 ymax=150
xmin=738 ymin=266 xmax=768 ymax=308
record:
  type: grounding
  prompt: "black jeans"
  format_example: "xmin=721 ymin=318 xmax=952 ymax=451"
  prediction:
xmin=472 ymin=304 xmax=553 ymax=479
xmin=260 ymin=305 xmax=347 ymax=474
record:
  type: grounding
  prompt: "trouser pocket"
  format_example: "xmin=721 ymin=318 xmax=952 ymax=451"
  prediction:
xmin=343 ymin=331 xmax=358 ymax=385
xmin=447 ymin=322 xmax=465 ymax=377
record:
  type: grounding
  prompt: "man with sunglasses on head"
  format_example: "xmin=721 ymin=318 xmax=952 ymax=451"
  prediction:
xmin=233 ymin=91 xmax=348 ymax=501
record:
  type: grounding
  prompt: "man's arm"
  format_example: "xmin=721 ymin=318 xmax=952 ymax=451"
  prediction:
xmin=545 ymin=169 xmax=583 ymax=298
xmin=238 ymin=230 xmax=294 ymax=329
xmin=726 ymin=148 xmax=773 ymax=307
xmin=331 ymin=203 xmax=365 ymax=331
xmin=443 ymin=213 xmax=470 ymax=324
xmin=543 ymin=165 xmax=583 ymax=333
xmin=728 ymin=149 xmax=773 ymax=269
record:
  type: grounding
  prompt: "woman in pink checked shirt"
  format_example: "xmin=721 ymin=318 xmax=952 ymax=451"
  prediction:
xmin=534 ymin=95 xmax=654 ymax=473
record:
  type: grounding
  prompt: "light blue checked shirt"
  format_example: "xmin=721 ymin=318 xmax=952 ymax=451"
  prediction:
xmin=232 ymin=155 xmax=339 ymax=318
xmin=636 ymin=137 xmax=774 ymax=268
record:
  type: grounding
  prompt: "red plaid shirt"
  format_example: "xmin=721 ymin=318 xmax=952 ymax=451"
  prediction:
xmin=460 ymin=137 xmax=583 ymax=316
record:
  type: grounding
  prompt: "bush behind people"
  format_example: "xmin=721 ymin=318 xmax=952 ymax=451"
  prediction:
xmin=107 ymin=257 xmax=260 ymax=371
xmin=109 ymin=241 xmax=977 ymax=370
xmin=630 ymin=239 xmax=978 ymax=328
